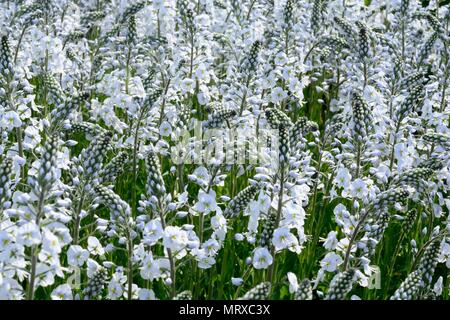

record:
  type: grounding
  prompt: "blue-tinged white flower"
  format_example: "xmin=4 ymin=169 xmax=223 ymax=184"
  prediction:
xmin=191 ymin=166 xmax=210 ymax=186
xmin=1 ymin=111 xmax=22 ymax=130
xmin=0 ymin=277 xmax=22 ymax=300
xmin=42 ymin=230 xmax=62 ymax=254
xmin=140 ymin=254 xmax=157 ymax=280
xmin=181 ymin=78 xmax=195 ymax=94
xmin=202 ymin=239 xmax=220 ymax=256
xmin=138 ymin=288 xmax=157 ymax=300
xmin=371 ymin=164 xmax=391 ymax=184
xmin=438 ymin=242 xmax=450 ymax=268
xmin=287 ymin=272 xmax=299 ymax=294
xmin=108 ymin=280 xmax=123 ymax=300
xmin=163 ymin=226 xmax=188 ymax=251
xmin=320 ymin=252 xmax=343 ymax=272
xmin=433 ymin=276 xmax=443 ymax=296
xmin=17 ymin=222 xmax=41 ymax=247
xmin=334 ymin=167 xmax=351 ymax=189
xmin=275 ymin=52 xmax=288 ymax=66
xmin=270 ymin=87 xmax=287 ymax=104
xmin=350 ymin=178 xmax=368 ymax=199
xmin=67 ymin=245 xmax=89 ymax=267
xmin=87 ymin=236 xmax=105 ymax=256
xmin=193 ymin=189 xmax=218 ymax=215
xmin=51 ymin=284 xmax=73 ymax=300
xmin=143 ymin=219 xmax=163 ymax=246
xmin=272 ymin=227 xmax=298 ymax=252
xmin=35 ymin=263 xmax=56 ymax=287
xmin=232 ymin=277 xmax=244 ymax=286
xmin=195 ymin=63 xmax=210 ymax=82
xmin=323 ymin=231 xmax=338 ymax=250
xmin=211 ymin=212 xmax=227 ymax=241
xmin=252 ymin=247 xmax=273 ymax=269
xmin=193 ymin=249 xmax=216 ymax=269
xmin=159 ymin=121 xmax=172 ymax=137
xmin=256 ymin=190 xmax=271 ymax=214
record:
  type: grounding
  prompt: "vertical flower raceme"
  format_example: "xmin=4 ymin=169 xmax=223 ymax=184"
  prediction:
xmin=81 ymin=131 xmax=113 ymax=185
xmin=121 ymin=0 xmax=148 ymax=23
xmin=325 ymin=269 xmax=356 ymax=300
xmin=0 ymin=158 xmax=13 ymax=211
xmin=396 ymin=85 xmax=424 ymax=120
xmin=127 ymin=15 xmax=137 ymax=46
xmin=295 ymin=279 xmax=313 ymax=300
xmin=357 ymin=23 xmax=369 ymax=62
xmin=241 ymin=40 xmax=262 ymax=77
xmin=352 ymin=91 xmax=372 ymax=144
xmin=0 ymin=36 xmax=14 ymax=81
xmin=99 ymin=152 xmax=129 ymax=184
xmin=173 ymin=290 xmax=193 ymax=300
xmin=290 ymin=117 xmax=318 ymax=151
xmin=146 ymin=149 xmax=166 ymax=199
xmin=83 ymin=268 xmax=109 ymax=300
xmin=50 ymin=93 xmax=86 ymax=131
xmin=42 ymin=73 xmax=66 ymax=107
xmin=224 ymin=185 xmax=259 ymax=218
xmin=310 ymin=0 xmax=323 ymax=35
xmin=32 ymin=134 xmax=59 ymax=197
xmin=390 ymin=270 xmax=423 ymax=300
xmin=416 ymin=239 xmax=441 ymax=287
xmin=418 ymin=33 xmax=438 ymax=65
xmin=238 ymin=282 xmax=271 ymax=300
xmin=259 ymin=210 xmax=277 ymax=248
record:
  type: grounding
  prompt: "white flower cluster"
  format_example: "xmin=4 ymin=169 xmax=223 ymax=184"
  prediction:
xmin=0 ymin=0 xmax=449 ymax=300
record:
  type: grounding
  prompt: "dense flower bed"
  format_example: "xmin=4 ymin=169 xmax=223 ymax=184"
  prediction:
xmin=0 ymin=0 xmax=449 ymax=300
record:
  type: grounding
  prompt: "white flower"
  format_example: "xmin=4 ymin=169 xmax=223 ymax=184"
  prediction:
xmin=87 ymin=236 xmax=105 ymax=256
xmin=1 ymin=111 xmax=22 ymax=130
xmin=51 ymin=284 xmax=73 ymax=300
xmin=108 ymin=280 xmax=123 ymax=300
xmin=350 ymin=179 xmax=367 ymax=199
xmin=232 ymin=277 xmax=244 ymax=286
xmin=86 ymin=259 xmax=101 ymax=278
xmin=163 ymin=226 xmax=188 ymax=251
xmin=438 ymin=242 xmax=450 ymax=267
xmin=35 ymin=263 xmax=56 ymax=287
xmin=195 ymin=249 xmax=216 ymax=269
xmin=191 ymin=166 xmax=210 ymax=185
xmin=287 ymin=272 xmax=298 ymax=294
xmin=334 ymin=203 xmax=350 ymax=227
xmin=159 ymin=121 xmax=172 ymax=137
xmin=323 ymin=231 xmax=338 ymax=250
xmin=320 ymin=252 xmax=343 ymax=272
xmin=140 ymin=254 xmax=157 ymax=280
xmin=274 ymin=52 xmax=288 ymax=65
xmin=193 ymin=189 xmax=218 ymax=215
xmin=272 ymin=227 xmax=299 ymax=252
xmin=194 ymin=63 xmax=210 ymax=82
xmin=67 ymin=245 xmax=89 ymax=267
xmin=143 ymin=219 xmax=164 ymax=246
xmin=181 ymin=78 xmax=195 ymax=94
xmin=202 ymin=239 xmax=220 ymax=256
xmin=433 ymin=276 xmax=443 ymax=296
xmin=334 ymin=167 xmax=351 ymax=189
xmin=252 ymin=247 xmax=273 ymax=269
xmin=42 ymin=230 xmax=62 ymax=254
xmin=17 ymin=222 xmax=41 ymax=247
xmin=138 ymin=288 xmax=157 ymax=300
xmin=256 ymin=191 xmax=271 ymax=213
xmin=270 ymin=87 xmax=287 ymax=104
